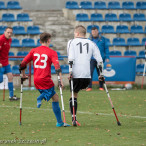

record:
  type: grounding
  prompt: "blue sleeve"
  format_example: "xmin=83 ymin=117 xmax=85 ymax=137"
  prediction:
xmin=104 ymin=37 xmax=110 ymax=60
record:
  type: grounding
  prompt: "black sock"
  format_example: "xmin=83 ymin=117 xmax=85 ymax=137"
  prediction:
xmin=69 ymin=98 xmax=77 ymax=121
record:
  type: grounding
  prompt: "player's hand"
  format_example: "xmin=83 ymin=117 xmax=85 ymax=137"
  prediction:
xmin=20 ymin=74 xmax=28 ymax=81
xmin=98 ymin=75 xmax=105 ymax=81
xmin=0 ymin=63 xmax=2 ymax=68
xmin=68 ymin=72 xmax=72 ymax=80
xmin=60 ymin=79 xmax=64 ymax=89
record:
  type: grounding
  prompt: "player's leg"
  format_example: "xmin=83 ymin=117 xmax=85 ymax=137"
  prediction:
xmin=96 ymin=66 xmax=104 ymax=91
xmin=69 ymin=92 xmax=78 ymax=121
xmin=0 ymin=67 xmax=4 ymax=83
xmin=52 ymin=93 xmax=70 ymax=127
xmin=69 ymin=78 xmax=81 ymax=126
xmin=37 ymin=90 xmax=45 ymax=108
xmin=86 ymin=59 xmax=96 ymax=91
xmin=6 ymin=65 xmax=19 ymax=100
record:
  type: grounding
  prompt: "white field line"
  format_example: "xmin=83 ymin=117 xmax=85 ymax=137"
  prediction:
xmin=0 ymin=105 xmax=146 ymax=119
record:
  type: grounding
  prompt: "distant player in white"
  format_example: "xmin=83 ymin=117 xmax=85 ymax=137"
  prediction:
xmin=67 ymin=25 xmax=104 ymax=126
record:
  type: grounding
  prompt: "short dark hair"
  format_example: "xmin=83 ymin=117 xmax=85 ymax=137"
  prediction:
xmin=40 ymin=32 xmax=51 ymax=43
xmin=5 ymin=27 xmax=13 ymax=31
xmin=91 ymin=27 xmax=98 ymax=31
xmin=75 ymin=25 xmax=86 ymax=36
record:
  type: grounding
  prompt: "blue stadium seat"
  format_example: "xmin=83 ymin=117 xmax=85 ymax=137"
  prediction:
xmin=108 ymin=1 xmax=121 ymax=9
xmin=8 ymin=51 xmax=16 ymax=61
xmin=2 ymin=13 xmax=15 ymax=21
xmin=101 ymin=25 xmax=115 ymax=33
xmin=94 ymin=1 xmax=106 ymax=9
xmin=11 ymin=38 xmax=21 ymax=47
xmin=57 ymin=52 xmax=64 ymax=60
xmin=17 ymin=13 xmax=32 ymax=21
xmin=22 ymin=38 xmax=36 ymax=47
xmin=110 ymin=50 xmax=122 ymax=56
xmin=0 ymin=26 xmax=7 ymax=34
xmin=37 ymin=39 xmax=53 ymax=47
xmin=136 ymin=64 xmax=146 ymax=74
xmin=106 ymin=38 xmax=112 ymax=46
xmin=105 ymin=13 xmax=118 ymax=21
xmin=25 ymin=66 xmax=34 ymax=74
xmin=131 ymin=25 xmax=144 ymax=33
xmin=133 ymin=13 xmax=146 ymax=21
xmin=124 ymin=50 xmax=137 ymax=57
xmin=138 ymin=50 xmax=145 ymax=59
xmin=0 ymin=1 xmax=7 ymax=9
xmin=66 ymin=1 xmax=79 ymax=9
xmin=12 ymin=65 xmax=19 ymax=74
xmin=76 ymin=13 xmax=89 ymax=21
xmin=122 ymin=1 xmax=135 ymax=9
xmin=87 ymin=25 xmax=100 ymax=33
xmin=142 ymin=38 xmax=146 ymax=45
xmin=145 ymin=26 xmax=146 ymax=33
xmin=136 ymin=2 xmax=146 ymax=9
xmin=51 ymin=66 xmax=56 ymax=74
xmin=7 ymin=1 xmax=22 ymax=9
xmin=112 ymin=38 xmax=126 ymax=46
xmin=61 ymin=65 xmax=69 ymax=74
xmin=116 ymin=25 xmax=130 ymax=33
xmin=90 ymin=13 xmax=104 ymax=21
xmin=17 ymin=51 xmax=29 ymax=60
xmin=119 ymin=13 xmax=132 ymax=21
xmin=127 ymin=38 xmax=141 ymax=46
xmin=27 ymin=26 xmax=41 ymax=35
xmin=80 ymin=1 xmax=92 ymax=9
xmin=13 ymin=26 xmax=26 ymax=35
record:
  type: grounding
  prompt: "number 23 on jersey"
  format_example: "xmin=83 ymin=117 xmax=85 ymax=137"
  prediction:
xmin=34 ymin=53 xmax=48 ymax=69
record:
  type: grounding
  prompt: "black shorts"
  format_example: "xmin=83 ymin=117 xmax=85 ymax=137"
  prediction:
xmin=69 ymin=78 xmax=90 ymax=93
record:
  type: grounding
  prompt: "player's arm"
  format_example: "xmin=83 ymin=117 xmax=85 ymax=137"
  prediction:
xmin=92 ymin=43 xmax=104 ymax=81
xmin=51 ymin=51 xmax=64 ymax=87
xmin=19 ymin=50 xmax=33 ymax=79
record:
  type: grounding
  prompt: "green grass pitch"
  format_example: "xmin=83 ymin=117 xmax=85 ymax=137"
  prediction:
xmin=0 ymin=88 xmax=145 ymax=146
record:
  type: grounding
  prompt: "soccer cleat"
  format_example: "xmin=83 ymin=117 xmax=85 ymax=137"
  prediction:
xmin=72 ymin=120 xmax=81 ymax=126
xmin=56 ymin=122 xmax=70 ymax=127
xmin=86 ymin=88 xmax=92 ymax=91
xmin=37 ymin=103 xmax=41 ymax=108
xmin=99 ymin=88 xmax=104 ymax=91
xmin=9 ymin=95 xmax=20 ymax=101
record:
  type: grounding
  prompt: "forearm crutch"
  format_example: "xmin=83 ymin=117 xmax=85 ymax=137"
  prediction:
xmin=98 ymin=64 xmax=121 ymax=126
xmin=56 ymin=70 xmax=68 ymax=127
xmin=69 ymin=61 xmax=76 ymax=124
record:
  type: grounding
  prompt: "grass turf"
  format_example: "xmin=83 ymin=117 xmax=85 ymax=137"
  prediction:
xmin=0 ymin=88 xmax=145 ymax=146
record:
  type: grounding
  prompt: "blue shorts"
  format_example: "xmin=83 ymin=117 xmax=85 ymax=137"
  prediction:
xmin=38 ymin=86 xmax=56 ymax=102
xmin=0 ymin=64 xmax=12 ymax=74
xmin=0 ymin=64 xmax=12 ymax=83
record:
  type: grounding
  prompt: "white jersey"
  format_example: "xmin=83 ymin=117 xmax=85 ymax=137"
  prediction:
xmin=67 ymin=38 xmax=103 ymax=78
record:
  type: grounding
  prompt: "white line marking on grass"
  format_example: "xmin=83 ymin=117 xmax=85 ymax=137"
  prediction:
xmin=0 ymin=105 xmax=146 ymax=119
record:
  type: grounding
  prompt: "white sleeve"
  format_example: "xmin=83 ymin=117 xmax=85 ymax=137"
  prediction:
xmin=67 ymin=40 xmax=75 ymax=61
xmin=92 ymin=43 xmax=103 ymax=63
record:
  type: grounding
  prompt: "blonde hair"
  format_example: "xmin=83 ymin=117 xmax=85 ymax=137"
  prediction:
xmin=75 ymin=25 xmax=86 ymax=36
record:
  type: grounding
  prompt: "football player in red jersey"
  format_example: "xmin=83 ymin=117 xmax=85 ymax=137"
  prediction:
xmin=19 ymin=32 xmax=70 ymax=127
xmin=0 ymin=27 xmax=19 ymax=100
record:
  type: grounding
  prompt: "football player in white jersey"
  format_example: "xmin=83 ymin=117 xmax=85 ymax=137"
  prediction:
xmin=67 ymin=25 xmax=104 ymax=126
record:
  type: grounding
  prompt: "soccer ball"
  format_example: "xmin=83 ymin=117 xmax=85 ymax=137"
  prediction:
xmin=124 ymin=83 xmax=132 ymax=90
